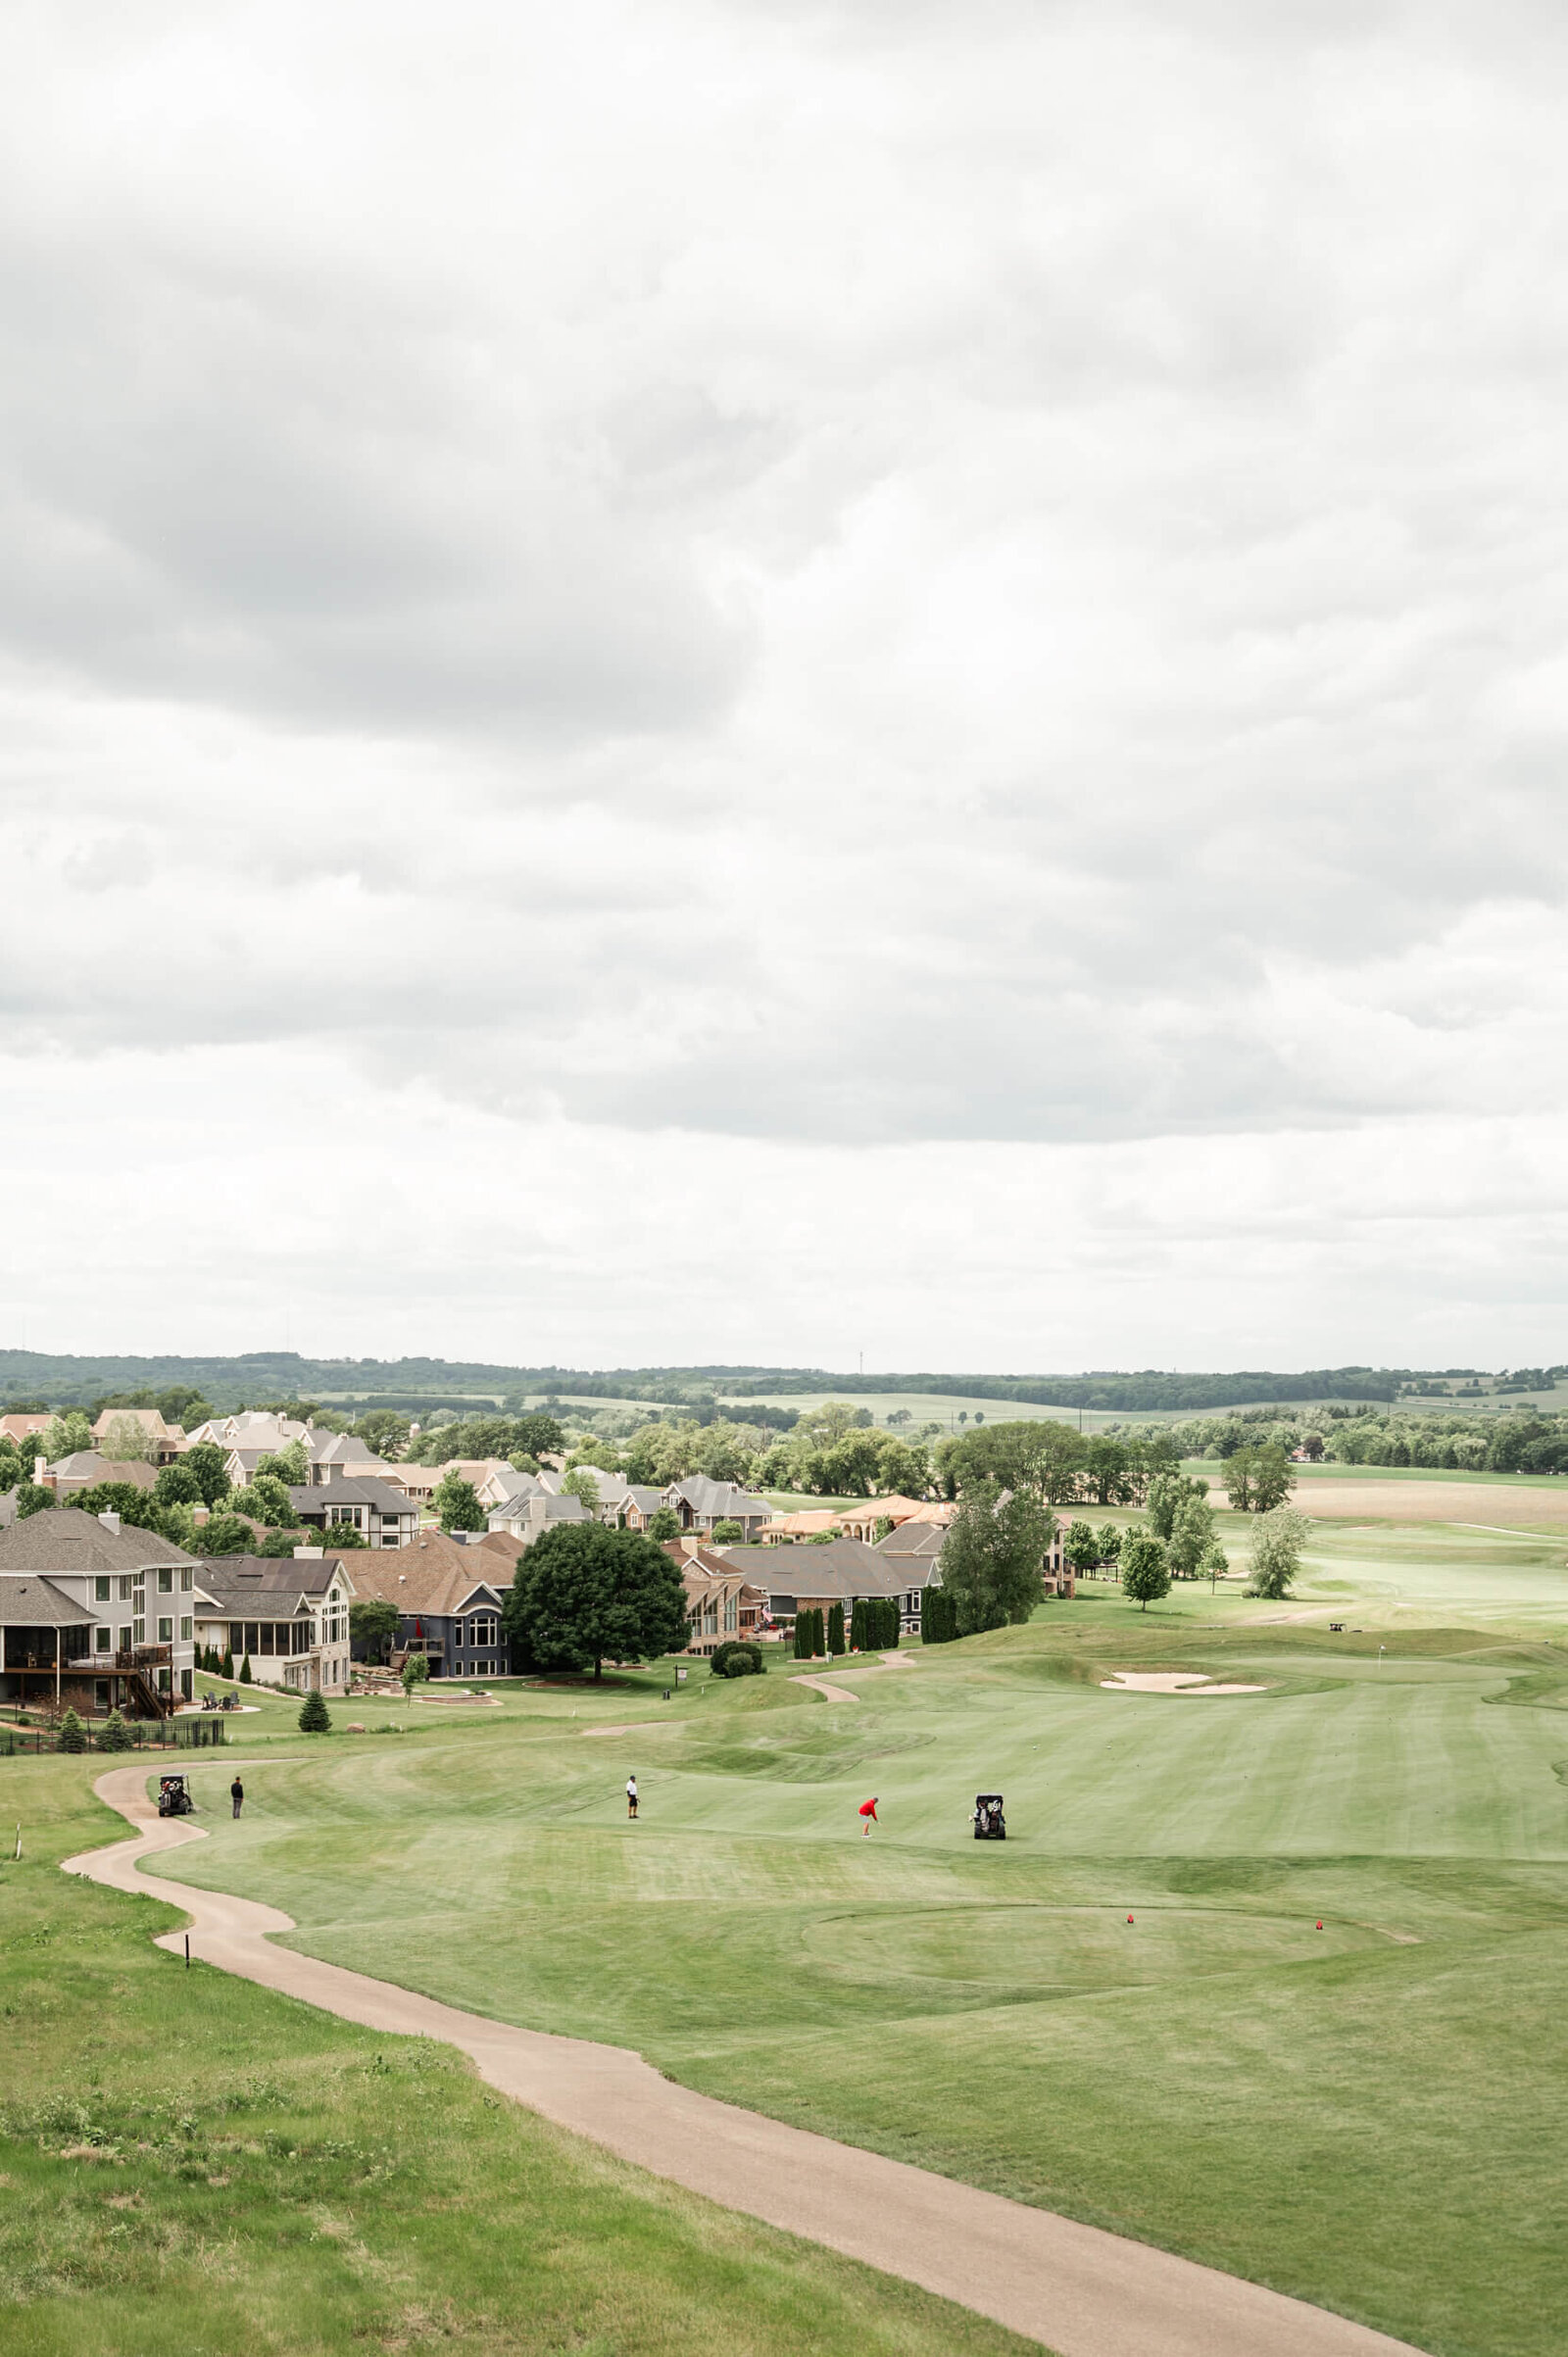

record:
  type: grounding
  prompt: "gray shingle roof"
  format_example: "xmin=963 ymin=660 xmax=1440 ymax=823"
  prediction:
xmin=194 ymin=1555 xmax=350 ymax=1610
xmin=875 ymin=1522 xmax=947 ymax=1559
xmin=715 ymin=1539 xmax=915 ymax=1597
xmin=0 ymin=1508 xmax=199 ymax=1575
xmin=0 ymin=1574 xmax=96 ymax=1626
xmin=287 ymin=1480 xmax=416 ymax=1514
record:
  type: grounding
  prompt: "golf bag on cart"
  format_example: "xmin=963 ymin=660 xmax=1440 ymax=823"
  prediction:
xmin=973 ymin=1793 xmax=1005 ymax=1841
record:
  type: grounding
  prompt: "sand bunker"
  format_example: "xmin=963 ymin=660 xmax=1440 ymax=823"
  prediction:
xmin=1100 ymin=1671 xmax=1266 ymax=1695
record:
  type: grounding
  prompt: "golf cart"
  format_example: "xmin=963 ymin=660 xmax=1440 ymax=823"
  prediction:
xmin=973 ymin=1793 xmax=1005 ymax=1841
xmin=157 ymin=1774 xmax=194 ymax=1818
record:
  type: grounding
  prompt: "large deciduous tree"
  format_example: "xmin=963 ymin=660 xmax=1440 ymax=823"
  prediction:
xmin=182 ymin=1443 xmax=232 ymax=1507
xmin=1224 ymin=1445 xmax=1294 ymax=1514
xmin=1246 ymin=1506 xmax=1309 ymax=1598
xmin=153 ymin=1459 xmax=203 ymax=1508
xmin=939 ymin=1480 xmax=1054 ymax=1635
xmin=504 ymin=1523 xmax=689 ymax=1680
xmin=433 ymin=1472 xmax=486 ymax=1533
xmin=350 ymin=1598 xmax=400 ymax=1662
xmin=1120 ymin=1531 xmax=1171 ymax=1611
xmin=1165 ymin=1492 xmax=1217 ymax=1581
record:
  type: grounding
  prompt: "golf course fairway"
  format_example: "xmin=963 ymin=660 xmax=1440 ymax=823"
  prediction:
xmin=132 ymin=1584 xmax=1568 ymax=2357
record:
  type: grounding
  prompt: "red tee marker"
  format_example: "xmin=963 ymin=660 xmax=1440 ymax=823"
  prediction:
xmin=1316 ymin=1920 xmax=1324 ymax=1931
xmin=1127 ymin=1914 xmax=1134 ymax=1925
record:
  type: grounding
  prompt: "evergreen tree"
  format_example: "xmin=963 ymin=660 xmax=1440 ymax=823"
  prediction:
xmin=827 ymin=1601 xmax=846 ymax=1655
xmin=239 ymin=1655 xmax=253 ymax=1684
xmin=221 ymin=1648 xmax=234 ymax=1680
xmin=298 ymin=1689 xmax=332 ymax=1733
xmin=101 ymin=1709 xmax=131 ymax=1752
xmin=922 ymin=1589 xmax=957 ymax=1644
xmin=57 ymin=1707 xmax=86 ymax=1754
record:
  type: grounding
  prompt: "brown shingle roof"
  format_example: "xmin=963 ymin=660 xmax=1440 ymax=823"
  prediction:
xmin=346 ymin=1530 xmax=524 ymax=1617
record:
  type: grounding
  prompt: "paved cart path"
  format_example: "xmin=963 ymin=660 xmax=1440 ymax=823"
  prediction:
xmin=64 ymin=1766 xmax=1427 ymax=2357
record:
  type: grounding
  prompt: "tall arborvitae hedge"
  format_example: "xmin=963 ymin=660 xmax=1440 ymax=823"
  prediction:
xmin=826 ymin=1601 xmax=846 ymax=1655
xmin=794 ymin=1606 xmax=825 ymax=1657
xmin=855 ymin=1596 xmax=901 ymax=1650
xmin=922 ymin=1588 xmax=958 ymax=1644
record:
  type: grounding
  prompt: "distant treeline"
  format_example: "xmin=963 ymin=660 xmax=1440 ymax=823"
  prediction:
xmin=1 ymin=1350 xmax=1562 ymax=1420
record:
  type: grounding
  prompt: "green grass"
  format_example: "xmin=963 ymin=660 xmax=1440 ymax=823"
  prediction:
xmin=140 ymin=1555 xmax=1568 ymax=2357
xmin=26 ymin=1514 xmax=1568 ymax=2356
xmin=0 ymin=1760 xmax=1042 ymax=2357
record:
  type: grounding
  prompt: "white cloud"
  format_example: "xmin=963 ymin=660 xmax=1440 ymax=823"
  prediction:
xmin=1 ymin=0 xmax=1566 ymax=1356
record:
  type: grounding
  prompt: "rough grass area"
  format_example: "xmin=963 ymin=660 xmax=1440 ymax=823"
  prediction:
xmin=0 ymin=1763 xmax=1043 ymax=2357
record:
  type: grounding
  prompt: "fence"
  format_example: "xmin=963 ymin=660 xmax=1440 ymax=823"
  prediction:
xmin=0 ymin=1716 xmax=229 ymax=1757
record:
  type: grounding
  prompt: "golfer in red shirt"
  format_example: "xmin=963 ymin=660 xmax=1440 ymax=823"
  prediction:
xmin=858 ymin=1797 xmax=878 ymax=1836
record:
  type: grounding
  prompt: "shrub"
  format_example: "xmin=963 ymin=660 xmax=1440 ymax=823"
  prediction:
xmin=239 ymin=1655 xmax=253 ymax=1685
xmin=220 ymin=1649 xmax=234 ymax=1681
xmin=101 ymin=1709 xmax=131 ymax=1752
xmin=57 ymin=1707 xmax=86 ymax=1754
xmin=710 ymin=1641 xmax=764 ymax=1678
xmin=826 ymin=1602 xmax=846 ymax=1656
xmin=710 ymin=1518 xmax=744 ymax=1545
xmin=298 ymin=1689 xmax=332 ymax=1733
xmin=402 ymin=1652 xmax=430 ymax=1696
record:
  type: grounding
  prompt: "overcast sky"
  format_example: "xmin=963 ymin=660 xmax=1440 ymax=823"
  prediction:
xmin=3 ymin=0 xmax=1567 ymax=1373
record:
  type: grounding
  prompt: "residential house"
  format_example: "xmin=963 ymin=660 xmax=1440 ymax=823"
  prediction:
xmin=305 ymin=1432 xmax=395 ymax=1487
xmin=348 ymin=1531 xmax=528 ymax=1679
xmin=0 ymin=1507 xmax=200 ymax=1715
xmin=475 ymin=1463 xmax=540 ymax=1511
xmin=89 ymin=1407 xmax=186 ymax=1463
xmin=43 ymin=1452 xmax=160 ymax=1501
xmin=874 ymin=1510 xmax=1073 ymax=1607
xmin=0 ymin=1412 xmax=54 ymax=1447
xmin=288 ymin=1479 xmax=419 ymax=1549
xmin=185 ymin=1411 xmax=313 ymax=1453
xmin=662 ymin=1542 xmax=767 ymax=1656
xmin=713 ymin=1538 xmax=926 ymax=1640
xmin=835 ymin=1497 xmax=950 ymax=1544
xmin=484 ymin=1491 xmax=593 ymax=1547
xmin=615 ymin=1485 xmax=666 ymax=1532
xmin=757 ymin=1509 xmax=842 ymax=1546
xmin=662 ymin=1475 xmax=772 ymax=1540
xmin=380 ymin=1463 xmax=439 ymax=1509
xmin=192 ymin=1554 xmax=356 ymax=1694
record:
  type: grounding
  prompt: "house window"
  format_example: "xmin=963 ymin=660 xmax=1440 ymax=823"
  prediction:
xmin=95 ymin=1576 xmax=111 ymax=1602
xmin=119 ymin=1576 xmax=134 ymax=1601
xmin=158 ymin=1568 xmax=173 ymax=1595
xmin=181 ymin=1568 xmax=193 ymax=1592
xmin=118 ymin=1625 xmax=132 ymax=1652
xmin=95 ymin=1627 xmax=111 ymax=1653
xmin=133 ymin=1618 xmax=145 ymax=1645
xmin=158 ymin=1617 xmax=173 ymax=1644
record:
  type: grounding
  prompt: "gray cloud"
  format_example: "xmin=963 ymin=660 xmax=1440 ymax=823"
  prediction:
xmin=1 ymin=0 xmax=1567 ymax=1163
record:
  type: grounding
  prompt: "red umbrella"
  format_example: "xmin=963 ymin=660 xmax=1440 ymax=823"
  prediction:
xmin=415 ymin=1618 xmax=424 ymax=1639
